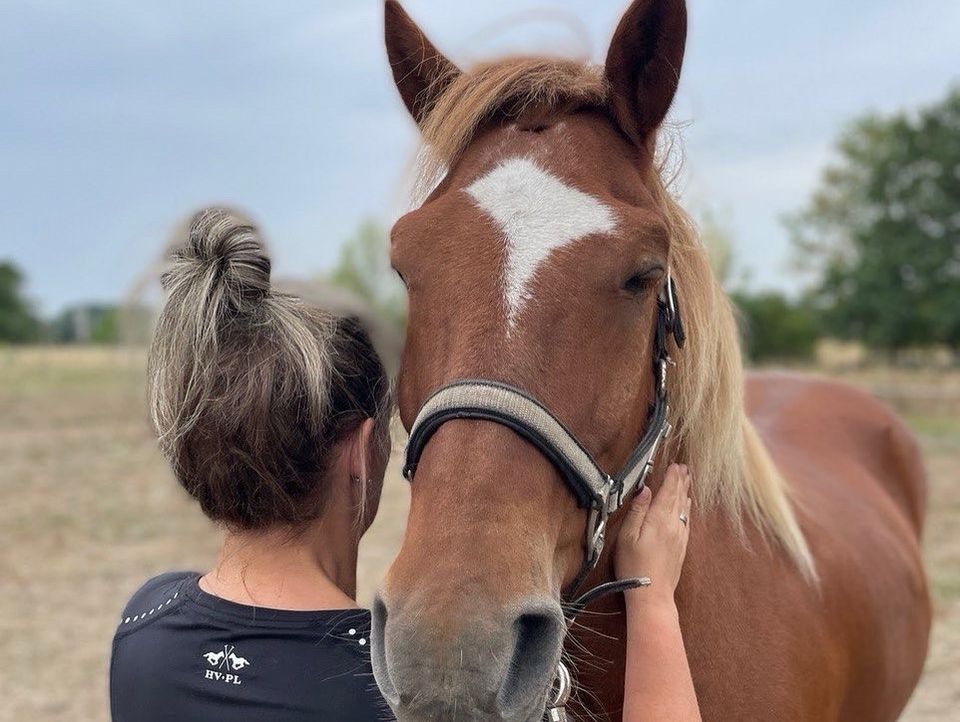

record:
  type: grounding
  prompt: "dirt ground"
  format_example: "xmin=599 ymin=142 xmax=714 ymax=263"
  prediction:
xmin=0 ymin=347 xmax=956 ymax=721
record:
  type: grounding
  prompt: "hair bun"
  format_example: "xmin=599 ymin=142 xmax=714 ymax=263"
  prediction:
xmin=164 ymin=207 xmax=271 ymax=310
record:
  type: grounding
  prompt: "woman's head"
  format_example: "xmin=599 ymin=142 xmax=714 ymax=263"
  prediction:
xmin=147 ymin=207 xmax=391 ymax=532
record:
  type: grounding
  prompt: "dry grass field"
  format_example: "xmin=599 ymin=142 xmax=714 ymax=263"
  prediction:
xmin=0 ymin=346 xmax=956 ymax=721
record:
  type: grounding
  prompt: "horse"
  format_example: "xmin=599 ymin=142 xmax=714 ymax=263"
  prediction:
xmin=370 ymin=1 xmax=931 ymax=720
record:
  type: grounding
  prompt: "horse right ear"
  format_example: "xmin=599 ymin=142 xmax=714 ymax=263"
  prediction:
xmin=384 ymin=0 xmax=461 ymax=127
xmin=604 ymin=0 xmax=687 ymax=147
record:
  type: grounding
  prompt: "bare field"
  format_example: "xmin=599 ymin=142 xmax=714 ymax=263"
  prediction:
xmin=0 ymin=347 xmax=956 ymax=721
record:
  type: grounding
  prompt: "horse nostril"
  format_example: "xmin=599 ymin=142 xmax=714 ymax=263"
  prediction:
xmin=498 ymin=604 xmax=566 ymax=718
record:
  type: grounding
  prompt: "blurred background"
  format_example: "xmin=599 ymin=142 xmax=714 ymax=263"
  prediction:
xmin=1 ymin=1 xmax=957 ymax=720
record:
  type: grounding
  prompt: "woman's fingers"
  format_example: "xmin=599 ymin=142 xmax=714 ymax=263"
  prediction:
xmin=679 ymin=496 xmax=693 ymax=558
xmin=621 ymin=486 xmax=653 ymax=539
xmin=615 ymin=486 xmax=653 ymax=580
xmin=676 ymin=465 xmax=691 ymax=517
xmin=616 ymin=463 xmax=695 ymax=588
xmin=651 ymin=463 xmax=684 ymax=517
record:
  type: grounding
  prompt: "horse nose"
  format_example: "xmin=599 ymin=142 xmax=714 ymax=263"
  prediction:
xmin=371 ymin=593 xmax=566 ymax=722
xmin=499 ymin=607 xmax=568 ymax=717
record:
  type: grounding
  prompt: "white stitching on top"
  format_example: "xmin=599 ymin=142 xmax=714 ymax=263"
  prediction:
xmin=122 ymin=596 xmax=175 ymax=624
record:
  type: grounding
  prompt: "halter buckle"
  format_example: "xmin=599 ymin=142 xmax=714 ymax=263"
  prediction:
xmin=586 ymin=511 xmax=606 ymax=568
xmin=585 ymin=475 xmax=617 ymax=567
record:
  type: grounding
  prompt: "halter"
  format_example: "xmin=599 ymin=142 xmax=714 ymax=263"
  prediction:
xmin=401 ymin=272 xmax=685 ymax=720
xmin=403 ymin=273 xmax=684 ymax=588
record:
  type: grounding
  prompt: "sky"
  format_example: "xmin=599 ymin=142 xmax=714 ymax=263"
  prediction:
xmin=2 ymin=0 xmax=958 ymax=315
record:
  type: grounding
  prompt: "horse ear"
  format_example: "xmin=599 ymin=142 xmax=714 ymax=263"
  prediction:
xmin=604 ymin=0 xmax=687 ymax=146
xmin=384 ymin=0 xmax=461 ymax=127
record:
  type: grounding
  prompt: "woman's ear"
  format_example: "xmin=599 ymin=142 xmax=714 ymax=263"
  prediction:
xmin=346 ymin=417 xmax=388 ymax=534
xmin=349 ymin=418 xmax=384 ymax=485
xmin=384 ymin=0 xmax=461 ymax=126
xmin=604 ymin=0 xmax=687 ymax=147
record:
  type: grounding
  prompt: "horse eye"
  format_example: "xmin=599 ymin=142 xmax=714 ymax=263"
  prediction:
xmin=621 ymin=267 xmax=663 ymax=295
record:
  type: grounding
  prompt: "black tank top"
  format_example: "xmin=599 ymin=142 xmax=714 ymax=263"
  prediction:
xmin=110 ymin=572 xmax=393 ymax=721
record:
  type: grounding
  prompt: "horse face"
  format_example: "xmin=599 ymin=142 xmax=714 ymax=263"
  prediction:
xmin=374 ymin=3 xmax=686 ymax=720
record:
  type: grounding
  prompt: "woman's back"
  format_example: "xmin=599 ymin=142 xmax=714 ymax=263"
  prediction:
xmin=111 ymin=573 xmax=390 ymax=722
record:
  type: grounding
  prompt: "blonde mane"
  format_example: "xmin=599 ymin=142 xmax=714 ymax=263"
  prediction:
xmin=413 ymin=57 xmax=816 ymax=579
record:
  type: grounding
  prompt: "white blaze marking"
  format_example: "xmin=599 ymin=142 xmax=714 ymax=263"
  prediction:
xmin=465 ymin=157 xmax=616 ymax=329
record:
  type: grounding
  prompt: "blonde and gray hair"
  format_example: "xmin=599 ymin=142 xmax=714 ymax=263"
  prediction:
xmin=148 ymin=208 xmax=390 ymax=529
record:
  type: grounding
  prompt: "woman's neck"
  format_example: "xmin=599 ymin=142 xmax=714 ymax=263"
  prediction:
xmin=201 ymin=518 xmax=361 ymax=611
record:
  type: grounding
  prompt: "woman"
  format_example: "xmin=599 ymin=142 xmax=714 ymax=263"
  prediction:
xmin=111 ymin=207 xmax=699 ymax=721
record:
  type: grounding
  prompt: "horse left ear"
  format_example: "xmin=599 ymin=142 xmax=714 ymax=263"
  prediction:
xmin=385 ymin=0 xmax=461 ymax=127
xmin=604 ymin=0 xmax=687 ymax=146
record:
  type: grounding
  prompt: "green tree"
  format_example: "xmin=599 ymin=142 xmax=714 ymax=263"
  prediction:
xmin=788 ymin=87 xmax=960 ymax=352
xmin=0 ymin=261 xmax=41 ymax=343
xmin=327 ymin=219 xmax=407 ymax=329
xmin=732 ymin=291 xmax=819 ymax=363
xmin=90 ymin=307 xmax=120 ymax=344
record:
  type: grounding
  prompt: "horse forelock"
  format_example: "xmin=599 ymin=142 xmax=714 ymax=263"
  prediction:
xmin=412 ymin=57 xmax=607 ymax=203
xmin=409 ymin=56 xmax=816 ymax=581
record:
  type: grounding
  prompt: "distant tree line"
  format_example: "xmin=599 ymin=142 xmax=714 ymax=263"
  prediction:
xmin=0 ymin=261 xmax=123 ymax=344
xmin=694 ymin=208 xmax=818 ymax=363
xmin=48 ymin=305 xmax=122 ymax=343
xmin=4 ymin=88 xmax=956 ymax=361
xmin=0 ymin=261 xmax=41 ymax=342
xmin=732 ymin=291 xmax=819 ymax=363
xmin=733 ymin=85 xmax=959 ymax=363
xmin=788 ymin=85 xmax=960 ymax=357
xmin=326 ymin=219 xmax=407 ymax=329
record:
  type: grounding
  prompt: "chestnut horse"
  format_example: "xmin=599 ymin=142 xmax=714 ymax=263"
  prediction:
xmin=371 ymin=1 xmax=931 ymax=720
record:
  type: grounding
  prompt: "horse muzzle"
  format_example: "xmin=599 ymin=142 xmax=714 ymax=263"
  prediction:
xmin=371 ymin=591 xmax=565 ymax=722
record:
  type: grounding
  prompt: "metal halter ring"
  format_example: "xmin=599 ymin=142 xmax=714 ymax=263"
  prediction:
xmin=546 ymin=661 xmax=572 ymax=719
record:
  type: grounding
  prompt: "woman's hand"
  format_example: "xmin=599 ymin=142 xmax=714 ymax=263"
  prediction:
xmin=615 ymin=463 xmax=692 ymax=606
xmin=618 ymin=464 xmax=702 ymax=722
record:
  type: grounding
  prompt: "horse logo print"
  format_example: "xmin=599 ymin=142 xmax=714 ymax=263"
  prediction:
xmin=203 ymin=650 xmax=225 ymax=667
xmin=202 ymin=644 xmax=251 ymax=685
xmin=228 ymin=652 xmax=250 ymax=670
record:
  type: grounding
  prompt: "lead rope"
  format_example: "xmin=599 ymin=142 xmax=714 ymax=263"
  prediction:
xmin=545 ymin=577 xmax=651 ymax=721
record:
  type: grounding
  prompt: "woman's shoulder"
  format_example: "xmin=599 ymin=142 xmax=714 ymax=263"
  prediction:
xmin=114 ymin=571 xmax=197 ymax=637
xmin=110 ymin=575 xmax=390 ymax=721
